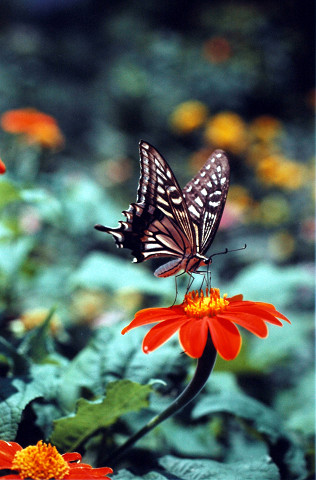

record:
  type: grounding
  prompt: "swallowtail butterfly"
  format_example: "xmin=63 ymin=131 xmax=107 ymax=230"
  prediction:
xmin=95 ymin=141 xmax=230 ymax=277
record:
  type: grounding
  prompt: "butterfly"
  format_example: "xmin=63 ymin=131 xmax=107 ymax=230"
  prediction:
xmin=95 ymin=140 xmax=230 ymax=277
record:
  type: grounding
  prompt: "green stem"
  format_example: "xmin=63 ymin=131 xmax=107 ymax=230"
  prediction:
xmin=106 ymin=336 xmax=217 ymax=464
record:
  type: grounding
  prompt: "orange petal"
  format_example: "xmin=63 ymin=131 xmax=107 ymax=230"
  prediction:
xmin=62 ymin=452 xmax=82 ymax=462
xmin=229 ymin=302 xmax=290 ymax=323
xmin=218 ymin=313 xmax=268 ymax=337
xmin=179 ymin=318 xmax=209 ymax=358
xmin=207 ymin=317 xmax=241 ymax=360
xmin=121 ymin=307 xmax=184 ymax=334
xmin=142 ymin=317 xmax=187 ymax=353
xmin=0 ymin=158 xmax=6 ymax=174
xmin=0 ymin=440 xmax=21 ymax=467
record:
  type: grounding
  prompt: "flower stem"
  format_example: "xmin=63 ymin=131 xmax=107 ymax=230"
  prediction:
xmin=106 ymin=336 xmax=217 ymax=464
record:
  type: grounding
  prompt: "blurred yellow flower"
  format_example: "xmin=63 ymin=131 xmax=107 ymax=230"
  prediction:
xmin=256 ymin=154 xmax=307 ymax=190
xmin=227 ymin=185 xmax=252 ymax=211
xmin=169 ymin=100 xmax=208 ymax=134
xmin=221 ymin=185 xmax=254 ymax=228
xmin=1 ymin=108 xmax=64 ymax=149
xmin=249 ymin=115 xmax=282 ymax=142
xmin=11 ymin=308 xmax=61 ymax=336
xmin=71 ymin=289 xmax=108 ymax=324
xmin=204 ymin=112 xmax=248 ymax=154
xmin=268 ymin=231 xmax=295 ymax=261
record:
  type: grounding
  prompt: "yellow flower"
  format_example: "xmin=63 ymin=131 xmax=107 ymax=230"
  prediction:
xmin=204 ymin=112 xmax=248 ymax=154
xmin=249 ymin=115 xmax=282 ymax=142
xmin=256 ymin=154 xmax=307 ymax=190
xmin=169 ymin=100 xmax=208 ymax=134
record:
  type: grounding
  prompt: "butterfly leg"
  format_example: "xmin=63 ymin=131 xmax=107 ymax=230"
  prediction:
xmin=172 ymin=271 xmax=186 ymax=306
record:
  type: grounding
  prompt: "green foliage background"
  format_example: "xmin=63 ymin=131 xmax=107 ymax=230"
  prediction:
xmin=0 ymin=1 xmax=314 ymax=479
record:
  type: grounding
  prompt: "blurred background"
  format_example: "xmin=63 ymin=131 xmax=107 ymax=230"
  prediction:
xmin=0 ymin=0 xmax=314 ymax=478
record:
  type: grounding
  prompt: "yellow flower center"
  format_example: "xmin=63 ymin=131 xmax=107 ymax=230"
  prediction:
xmin=184 ymin=288 xmax=229 ymax=317
xmin=11 ymin=441 xmax=70 ymax=480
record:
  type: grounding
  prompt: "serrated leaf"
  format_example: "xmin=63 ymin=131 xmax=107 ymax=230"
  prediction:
xmin=51 ymin=380 xmax=152 ymax=451
xmin=159 ymin=455 xmax=280 ymax=480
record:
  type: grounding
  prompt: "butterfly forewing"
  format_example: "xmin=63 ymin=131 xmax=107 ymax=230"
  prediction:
xmin=138 ymin=142 xmax=196 ymax=249
xmin=183 ymin=149 xmax=230 ymax=253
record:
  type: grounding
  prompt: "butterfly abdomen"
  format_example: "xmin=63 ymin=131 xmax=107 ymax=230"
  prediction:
xmin=154 ymin=258 xmax=184 ymax=277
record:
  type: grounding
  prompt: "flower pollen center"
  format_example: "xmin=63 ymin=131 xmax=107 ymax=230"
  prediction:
xmin=11 ymin=440 xmax=70 ymax=480
xmin=184 ymin=288 xmax=229 ymax=318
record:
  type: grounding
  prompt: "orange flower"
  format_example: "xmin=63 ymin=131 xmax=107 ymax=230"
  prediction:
xmin=122 ymin=288 xmax=290 ymax=361
xmin=0 ymin=158 xmax=6 ymax=174
xmin=203 ymin=36 xmax=232 ymax=63
xmin=0 ymin=440 xmax=112 ymax=480
xmin=1 ymin=108 xmax=64 ymax=149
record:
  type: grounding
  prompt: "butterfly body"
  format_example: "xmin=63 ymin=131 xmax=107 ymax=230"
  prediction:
xmin=95 ymin=141 xmax=230 ymax=277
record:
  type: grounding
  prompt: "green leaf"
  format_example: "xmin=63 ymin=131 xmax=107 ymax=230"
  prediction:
xmin=224 ymin=262 xmax=314 ymax=308
xmin=159 ymin=455 xmax=280 ymax=480
xmin=51 ymin=379 xmax=152 ymax=451
xmin=0 ymin=237 xmax=34 ymax=276
xmin=0 ymin=377 xmax=43 ymax=440
xmin=112 ymin=470 xmax=168 ymax=480
xmin=275 ymin=368 xmax=315 ymax=435
xmin=192 ymin=391 xmax=283 ymax=443
xmin=0 ymin=336 xmax=30 ymax=375
xmin=0 ymin=179 xmax=21 ymax=208
xmin=57 ymin=327 xmax=113 ymax=412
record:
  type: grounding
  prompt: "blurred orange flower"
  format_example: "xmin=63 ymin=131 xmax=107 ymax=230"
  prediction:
xmin=203 ymin=36 xmax=232 ymax=63
xmin=0 ymin=158 xmax=6 ymax=174
xmin=249 ymin=115 xmax=282 ymax=142
xmin=1 ymin=108 xmax=64 ymax=149
xmin=204 ymin=112 xmax=248 ymax=154
xmin=170 ymin=100 xmax=208 ymax=134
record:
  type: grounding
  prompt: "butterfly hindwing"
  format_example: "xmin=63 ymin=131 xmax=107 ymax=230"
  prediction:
xmin=183 ymin=149 xmax=230 ymax=253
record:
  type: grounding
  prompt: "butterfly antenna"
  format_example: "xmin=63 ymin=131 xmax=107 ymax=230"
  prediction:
xmin=207 ymin=243 xmax=247 ymax=262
